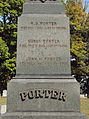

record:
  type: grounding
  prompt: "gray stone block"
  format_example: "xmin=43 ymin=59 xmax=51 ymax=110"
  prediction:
xmin=7 ymin=77 xmax=80 ymax=112
xmin=16 ymin=14 xmax=71 ymax=75
xmin=2 ymin=112 xmax=88 ymax=119
xmin=26 ymin=0 xmax=63 ymax=3
xmin=23 ymin=0 xmax=65 ymax=14
xmin=23 ymin=3 xmax=65 ymax=14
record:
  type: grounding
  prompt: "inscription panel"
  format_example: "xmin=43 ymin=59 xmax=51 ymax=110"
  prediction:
xmin=20 ymin=89 xmax=67 ymax=102
xmin=16 ymin=14 xmax=71 ymax=75
xmin=7 ymin=79 xmax=80 ymax=112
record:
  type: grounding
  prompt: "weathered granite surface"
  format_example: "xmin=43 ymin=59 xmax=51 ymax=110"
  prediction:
xmin=23 ymin=3 xmax=65 ymax=14
xmin=23 ymin=0 xmax=65 ymax=14
xmin=7 ymin=78 xmax=79 ymax=112
xmin=16 ymin=14 xmax=71 ymax=75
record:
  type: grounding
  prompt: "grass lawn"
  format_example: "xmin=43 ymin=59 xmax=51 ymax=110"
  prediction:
xmin=80 ymin=98 xmax=89 ymax=119
xmin=0 ymin=96 xmax=89 ymax=119
xmin=0 ymin=96 xmax=7 ymax=112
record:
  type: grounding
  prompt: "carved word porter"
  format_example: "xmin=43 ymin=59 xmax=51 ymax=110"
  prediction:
xmin=20 ymin=89 xmax=67 ymax=102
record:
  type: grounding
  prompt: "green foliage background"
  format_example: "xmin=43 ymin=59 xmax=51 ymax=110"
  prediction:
xmin=65 ymin=0 xmax=89 ymax=81
xmin=0 ymin=0 xmax=25 ymax=91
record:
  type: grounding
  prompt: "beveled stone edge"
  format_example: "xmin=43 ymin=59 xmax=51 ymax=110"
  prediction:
xmin=14 ymin=74 xmax=72 ymax=79
xmin=2 ymin=112 xmax=88 ymax=117
xmin=11 ymin=77 xmax=77 ymax=83
xmin=20 ymin=13 xmax=67 ymax=17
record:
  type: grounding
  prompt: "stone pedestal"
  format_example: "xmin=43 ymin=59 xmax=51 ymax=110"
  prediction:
xmin=2 ymin=77 xmax=88 ymax=119
xmin=5 ymin=78 xmax=80 ymax=112
xmin=2 ymin=0 xmax=88 ymax=119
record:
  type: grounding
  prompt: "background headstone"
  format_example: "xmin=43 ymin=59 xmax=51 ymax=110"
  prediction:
xmin=1 ymin=105 xmax=7 ymax=114
xmin=2 ymin=90 xmax=7 ymax=98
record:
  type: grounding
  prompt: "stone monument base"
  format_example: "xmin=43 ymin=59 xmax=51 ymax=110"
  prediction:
xmin=1 ymin=76 xmax=88 ymax=119
xmin=4 ymin=76 xmax=80 ymax=112
xmin=2 ymin=112 xmax=88 ymax=119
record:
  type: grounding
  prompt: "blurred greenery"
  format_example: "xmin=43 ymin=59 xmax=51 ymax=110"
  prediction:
xmin=0 ymin=96 xmax=7 ymax=112
xmin=0 ymin=0 xmax=25 ymax=91
xmin=65 ymin=0 xmax=89 ymax=82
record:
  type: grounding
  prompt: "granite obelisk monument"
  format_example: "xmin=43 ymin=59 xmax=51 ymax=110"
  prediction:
xmin=2 ymin=0 xmax=88 ymax=119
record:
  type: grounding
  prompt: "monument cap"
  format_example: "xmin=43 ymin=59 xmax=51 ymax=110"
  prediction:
xmin=23 ymin=0 xmax=65 ymax=14
xmin=26 ymin=0 xmax=62 ymax=3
